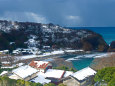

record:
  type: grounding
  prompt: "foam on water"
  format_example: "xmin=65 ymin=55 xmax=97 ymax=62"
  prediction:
xmin=66 ymin=53 xmax=108 ymax=61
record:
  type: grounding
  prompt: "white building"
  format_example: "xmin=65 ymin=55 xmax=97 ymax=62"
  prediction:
xmin=9 ymin=65 xmax=38 ymax=81
xmin=63 ymin=67 xmax=97 ymax=86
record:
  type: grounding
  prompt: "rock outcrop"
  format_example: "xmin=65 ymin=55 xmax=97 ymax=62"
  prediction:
xmin=108 ymin=41 xmax=115 ymax=52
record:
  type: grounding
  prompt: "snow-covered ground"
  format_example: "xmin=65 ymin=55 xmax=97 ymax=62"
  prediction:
xmin=65 ymin=49 xmax=84 ymax=53
xmin=15 ymin=50 xmax=65 ymax=60
xmin=15 ymin=49 xmax=85 ymax=60
xmin=1 ymin=66 xmax=15 ymax=69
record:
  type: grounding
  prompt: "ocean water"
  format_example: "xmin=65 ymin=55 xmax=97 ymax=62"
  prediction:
xmin=61 ymin=54 xmax=94 ymax=70
xmin=64 ymin=27 xmax=115 ymax=70
xmin=61 ymin=53 xmax=107 ymax=70
xmin=69 ymin=27 xmax=115 ymax=44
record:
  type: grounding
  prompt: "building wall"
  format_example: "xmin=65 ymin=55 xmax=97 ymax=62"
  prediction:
xmin=81 ymin=76 xmax=94 ymax=86
xmin=9 ymin=74 xmax=22 ymax=80
xmin=63 ymin=76 xmax=95 ymax=86
xmin=63 ymin=77 xmax=80 ymax=86
xmin=37 ymin=63 xmax=52 ymax=73
xmin=24 ymin=72 xmax=38 ymax=81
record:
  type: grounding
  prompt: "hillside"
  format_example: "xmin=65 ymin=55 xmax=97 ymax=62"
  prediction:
xmin=0 ymin=20 xmax=108 ymax=51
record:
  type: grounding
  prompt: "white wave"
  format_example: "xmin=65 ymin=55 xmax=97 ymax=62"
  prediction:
xmin=66 ymin=58 xmax=81 ymax=61
xmin=66 ymin=52 xmax=114 ymax=61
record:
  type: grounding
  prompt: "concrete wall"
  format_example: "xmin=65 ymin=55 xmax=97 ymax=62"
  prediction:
xmin=63 ymin=77 xmax=80 ymax=86
xmin=63 ymin=76 xmax=95 ymax=86
xmin=24 ymin=72 xmax=38 ymax=81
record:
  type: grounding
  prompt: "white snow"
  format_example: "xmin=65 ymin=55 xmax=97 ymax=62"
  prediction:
xmin=12 ymin=65 xmax=38 ymax=79
xmin=16 ymin=55 xmax=38 ymax=60
xmin=65 ymin=50 xmax=84 ymax=53
xmin=1 ymin=65 xmax=16 ymax=69
xmin=71 ymin=67 xmax=96 ymax=80
xmin=64 ymin=71 xmax=73 ymax=78
xmin=51 ymin=50 xmax=64 ymax=55
xmin=17 ymin=63 xmax=24 ymax=67
xmin=30 ymin=69 xmax=67 ymax=84
xmin=16 ymin=50 xmax=65 ymax=60
xmin=45 ymin=69 xmax=65 ymax=79
xmin=30 ymin=72 xmax=51 ymax=84
xmin=0 ymin=71 xmax=8 ymax=76
xmin=2 ymin=61 xmax=10 ymax=64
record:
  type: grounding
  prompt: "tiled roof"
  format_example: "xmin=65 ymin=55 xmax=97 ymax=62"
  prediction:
xmin=29 ymin=61 xmax=49 ymax=69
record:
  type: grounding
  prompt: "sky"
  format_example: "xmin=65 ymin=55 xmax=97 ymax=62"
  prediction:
xmin=0 ymin=0 xmax=115 ymax=27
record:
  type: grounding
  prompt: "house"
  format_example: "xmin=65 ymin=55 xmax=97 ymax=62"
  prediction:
xmin=45 ymin=69 xmax=65 ymax=84
xmin=0 ymin=71 xmax=8 ymax=76
xmin=29 ymin=61 xmax=52 ymax=73
xmin=43 ymin=46 xmax=51 ymax=50
xmin=0 ymin=50 xmax=9 ymax=54
xmin=12 ymin=49 xmax=21 ymax=55
xmin=63 ymin=67 xmax=97 ymax=86
xmin=9 ymin=65 xmax=38 ymax=81
xmin=30 ymin=72 xmax=51 ymax=85
xmin=30 ymin=69 xmax=73 ymax=85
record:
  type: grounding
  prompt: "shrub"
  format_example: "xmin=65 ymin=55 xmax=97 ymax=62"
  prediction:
xmin=94 ymin=67 xmax=115 ymax=86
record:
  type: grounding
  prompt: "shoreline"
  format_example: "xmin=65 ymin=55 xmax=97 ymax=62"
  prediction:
xmin=1 ymin=50 xmax=115 ymax=70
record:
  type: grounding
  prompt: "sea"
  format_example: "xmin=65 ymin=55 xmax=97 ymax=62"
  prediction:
xmin=62 ymin=27 xmax=115 ymax=70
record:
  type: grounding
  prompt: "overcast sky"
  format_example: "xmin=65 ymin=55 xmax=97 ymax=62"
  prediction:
xmin=0 ymin=0 xmax=115 ymax=27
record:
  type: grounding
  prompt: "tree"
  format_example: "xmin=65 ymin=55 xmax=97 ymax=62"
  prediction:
xmin=58 ymin=83 xmax=66 ymax=86
xmin=44 ymin=83 xmax=56 ymax=86
xmin=0 ymin=76 xmax=43 ymax=86
xmin=70 ymin=68 xmax=77 ymax=72
xmin=0 ymin=55 xmax=3 ymax=69
xmin=94 ymin=67 xmax=115 ymax=85
xmin=108 ymin=78 xmax=115 ymax=86
xmin=0 ymin=62 xmax=2 ymax=69
xmin=53 ymin=66 xmax=77 ymax=72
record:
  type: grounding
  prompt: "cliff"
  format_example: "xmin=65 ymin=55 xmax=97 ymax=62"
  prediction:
xmin=0 ymin=20 xmax=108 ymax=52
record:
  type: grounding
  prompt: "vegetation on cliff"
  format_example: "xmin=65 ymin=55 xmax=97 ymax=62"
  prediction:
xmin=0 ymin=20 xmax=108 ymax=52
xmin=94 ymin=67 xmax=115 ymax=86
xmin=82 ymin=34 xmax=109 ymax=52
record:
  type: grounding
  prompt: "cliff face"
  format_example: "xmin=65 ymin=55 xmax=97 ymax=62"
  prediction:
xmin=0 ymin=20 xmax=108 ymax=52
xmin=108 ymin=41 xmax=115 ymax=52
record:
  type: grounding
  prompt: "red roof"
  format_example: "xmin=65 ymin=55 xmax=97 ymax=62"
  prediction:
xmin=29 ymin=61 xmax=49 ymax=69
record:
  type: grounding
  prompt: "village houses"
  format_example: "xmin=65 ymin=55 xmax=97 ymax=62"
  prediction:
xmin=0 ymin=60 xmax=97 ymax=85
